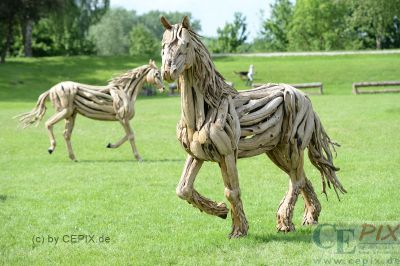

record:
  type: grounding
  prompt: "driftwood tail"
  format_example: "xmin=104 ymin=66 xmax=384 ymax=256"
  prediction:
xmin=14 ymin=90 xmax=50 ymax=128
xmin=307 ymin=112 xmax=347 ymax=199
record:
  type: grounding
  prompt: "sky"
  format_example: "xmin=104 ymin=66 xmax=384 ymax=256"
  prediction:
xmin=110 ymin=0 xmax=273 ymax=40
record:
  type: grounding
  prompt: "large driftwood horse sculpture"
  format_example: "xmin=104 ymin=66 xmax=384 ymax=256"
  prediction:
xmin=160 ymin=16 xmax=346 ymax=238
xmin=16 ymin=60 xmax=164 ymax=161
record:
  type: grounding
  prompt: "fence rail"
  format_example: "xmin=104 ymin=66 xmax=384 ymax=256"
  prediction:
xmin=252 ymin=82 xmax=323 ymax=94
xmin=352 ymin=81 xmax=400 ymax=94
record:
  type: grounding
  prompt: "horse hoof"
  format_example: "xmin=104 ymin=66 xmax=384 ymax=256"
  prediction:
xmin=48 ymin=149 xmax=53 ymax=154
xmin=106 ymin=143 xmax=112 ymax=148
xmin=276 ymin=223 xmax=295 ymax=233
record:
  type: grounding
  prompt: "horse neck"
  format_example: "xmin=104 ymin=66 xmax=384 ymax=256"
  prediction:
xmin=179 ymin=64 xmax=217 ymax=132
xmin=178 ymin=37 xmax=237 ymax=131
xmin=124 ymin=71 xmax=147 ymax=103
xmin=179 ymin=68 xmax=199 ymax=132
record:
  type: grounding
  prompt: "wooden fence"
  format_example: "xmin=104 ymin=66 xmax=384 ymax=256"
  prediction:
xmin=252 ymin=82 xmax=323 ymax=94
xmin=352 ymin=81 xmax=400 ymax=94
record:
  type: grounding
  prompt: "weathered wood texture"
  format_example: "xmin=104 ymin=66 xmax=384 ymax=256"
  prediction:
xmin=253 ymin=82 xmax=323 ymax=94
xmin=15 ymin=60 xmax=164 ymax=161
xmin=352 ymin=81 xmax=400 ymax=94
xmin=161 ymin=16 xmax=345 ymax=238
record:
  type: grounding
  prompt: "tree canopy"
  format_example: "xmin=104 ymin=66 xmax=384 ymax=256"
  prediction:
xmin=88 ymin=8 xmax=137 ymax=55
xmin=261 ymin=0 xmax=400 ymax=51
xmin=262 ymin=0 xmax=293 ymax=51
xmin=1 ymin=1 xmax=400 ymax=62
xmin=211 ymin=12 xmax=248 ymax=53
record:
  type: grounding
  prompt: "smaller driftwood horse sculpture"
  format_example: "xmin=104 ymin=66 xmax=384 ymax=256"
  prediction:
xmin=16 ymin=60 xmax=164 ymax=161
xmin=161 ymin=16 xmax=346 ymax=238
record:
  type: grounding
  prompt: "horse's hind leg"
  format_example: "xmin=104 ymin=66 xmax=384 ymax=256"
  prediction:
xmin=45 ymin=109 xmax=68 ymax=154
xmin=267 ymin=145 xmax=305 ymax=232
xmin=301 ymin=177 xmax=321 ymax=225
xmin=106 ymin=135 xmax=128 ymax=149
xmin=63 ymin=112 xmax=77 ymax=161
xmin=220 ymin=153 xmax=248 ymax=238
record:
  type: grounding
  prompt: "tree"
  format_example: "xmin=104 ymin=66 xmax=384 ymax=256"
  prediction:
xmin=37 ymin=0 xmax=109 ymax=56
xmin=0 ymin=0 xmax=62 ymax=62
xmin=129 ymin=24 xmax=159 ymax=57
xmin=1 ymin=0 xmax=109 ymax=60
xmin=18 ymin=0 xmax=64 ymax=57
xmin=89 ymin=9 xmax=202 ymax=56
xmin=57 ymin=0 xmax=109 ymax=55
xmin=262 ymin=0 xmax=293 ymax=51
xmin=88 ymin=8 xmax=137 ymax=55
xmin=383 ymin=15 xmax=400 ymax=48
xmin=349 ymin=0 xmax=400 ymax=49
xmin=138 ymin=11 xmax=201 ymax=40
xmin=288 ymin=0 xmax=349 ymax=51
xmin=0 ymin=0 xmax=19 ymax=63
xmin=214 ymin=12 xmax=248 ymax=53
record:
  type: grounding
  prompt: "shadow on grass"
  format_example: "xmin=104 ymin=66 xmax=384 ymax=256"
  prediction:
xmin=143 ymin=159 xmax=185 ymax=163
xmin=251 ymin=229 xmax=312 ymax=243
xmin=77 ymin=159 xmax=134 ymax=163
xmin=0 ymin=195 xmax=8 ymax=202
xmin=77 ymin=158 xmax=184 ymax=163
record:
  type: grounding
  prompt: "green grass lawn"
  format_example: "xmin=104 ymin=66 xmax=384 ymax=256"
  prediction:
xmin=0 ymin=55 xmax=399 ymax=265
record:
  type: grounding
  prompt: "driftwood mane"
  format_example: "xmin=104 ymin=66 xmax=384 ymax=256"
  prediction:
xmin=108 ymin=64 xmax=151 ymax=90
xmin=165 ymin=24 xmax=237 ymax=107
xmin=189 ymin=29 xmax=238 ymax=107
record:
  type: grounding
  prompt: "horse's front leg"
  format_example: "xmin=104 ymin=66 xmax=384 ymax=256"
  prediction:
xmin=120 ymin=119 xmax=142 ymax=161
xmin=176 ymin=155 xmax=229 ymax=218
xmin=220 ymin=153 xmax=249 ymax=238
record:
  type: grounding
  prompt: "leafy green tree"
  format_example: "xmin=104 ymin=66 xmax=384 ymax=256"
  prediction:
xmin=213 ymin=12 xmax=248 ymax=53
xmin=60 ymin=0 xmax=109 ymax=54
xmin=384 ymin=15 xmax=400 ymax=48
xmin=288 ymin=0 xmax=349 ymax=51
xmin=262 ymin=0 xmax=293 ymax=51
xmin=37 ymin=0 xmax=109 ymax=56
xmin=1 ymin=0 xmax=109 ymax=61
xmin=137 ymin=11 xmax=201 ymax=40
xmin=18 ymin=0 xmax=66 ymax=57
xmin=349 ymin=0 xmax=400 ymax=49
xmin=129 ymin=24 xmax=159 ymax=57
xmin=0 ymin=0 xmax=19 ymax=63
xmin=0 ymin=0 xmax=63 ymax=59
xmin=89 ymin=8 xmax=137 ymax=55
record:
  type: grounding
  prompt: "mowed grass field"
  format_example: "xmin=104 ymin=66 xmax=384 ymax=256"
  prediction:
xmin=0 ymin=54 xmax=399 ymax=265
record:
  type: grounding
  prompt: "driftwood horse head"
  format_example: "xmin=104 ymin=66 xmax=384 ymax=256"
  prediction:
xmin=16 ymin=60 xmax=164 ymax=162
xmin=161 ymin=16 xmax=346 ymax=238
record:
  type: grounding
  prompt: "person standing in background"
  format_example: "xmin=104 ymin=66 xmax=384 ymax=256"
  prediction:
xmin=247 ymin=64 xmax=254 ymax=86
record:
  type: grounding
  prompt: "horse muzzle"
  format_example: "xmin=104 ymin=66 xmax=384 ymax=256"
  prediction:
xmin=157 ymin=81 xmax=165 ymax=93
xmin=162 ymin=66 xmax=179 ymax=82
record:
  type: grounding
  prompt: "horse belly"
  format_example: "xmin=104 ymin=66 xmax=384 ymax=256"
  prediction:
xmin=77 ymin=110 xmax=117 ymax=121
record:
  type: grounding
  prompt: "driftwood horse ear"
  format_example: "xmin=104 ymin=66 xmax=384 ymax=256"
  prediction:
xmin=149 ymin=59 xmax=156 ymax=66
xmin=182 ymin=16 xmax=190 ymax=29
xmin=160 ymin=16 xmax=172 ymax=30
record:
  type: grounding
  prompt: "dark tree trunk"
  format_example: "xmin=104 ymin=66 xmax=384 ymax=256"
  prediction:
xmin=0 ymin=45 xmax=5 ymax=64
xmin=1 ymin=16 xmax=14 ymax=64
xmin=21 ymin=18 xmax=34 ymax=57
